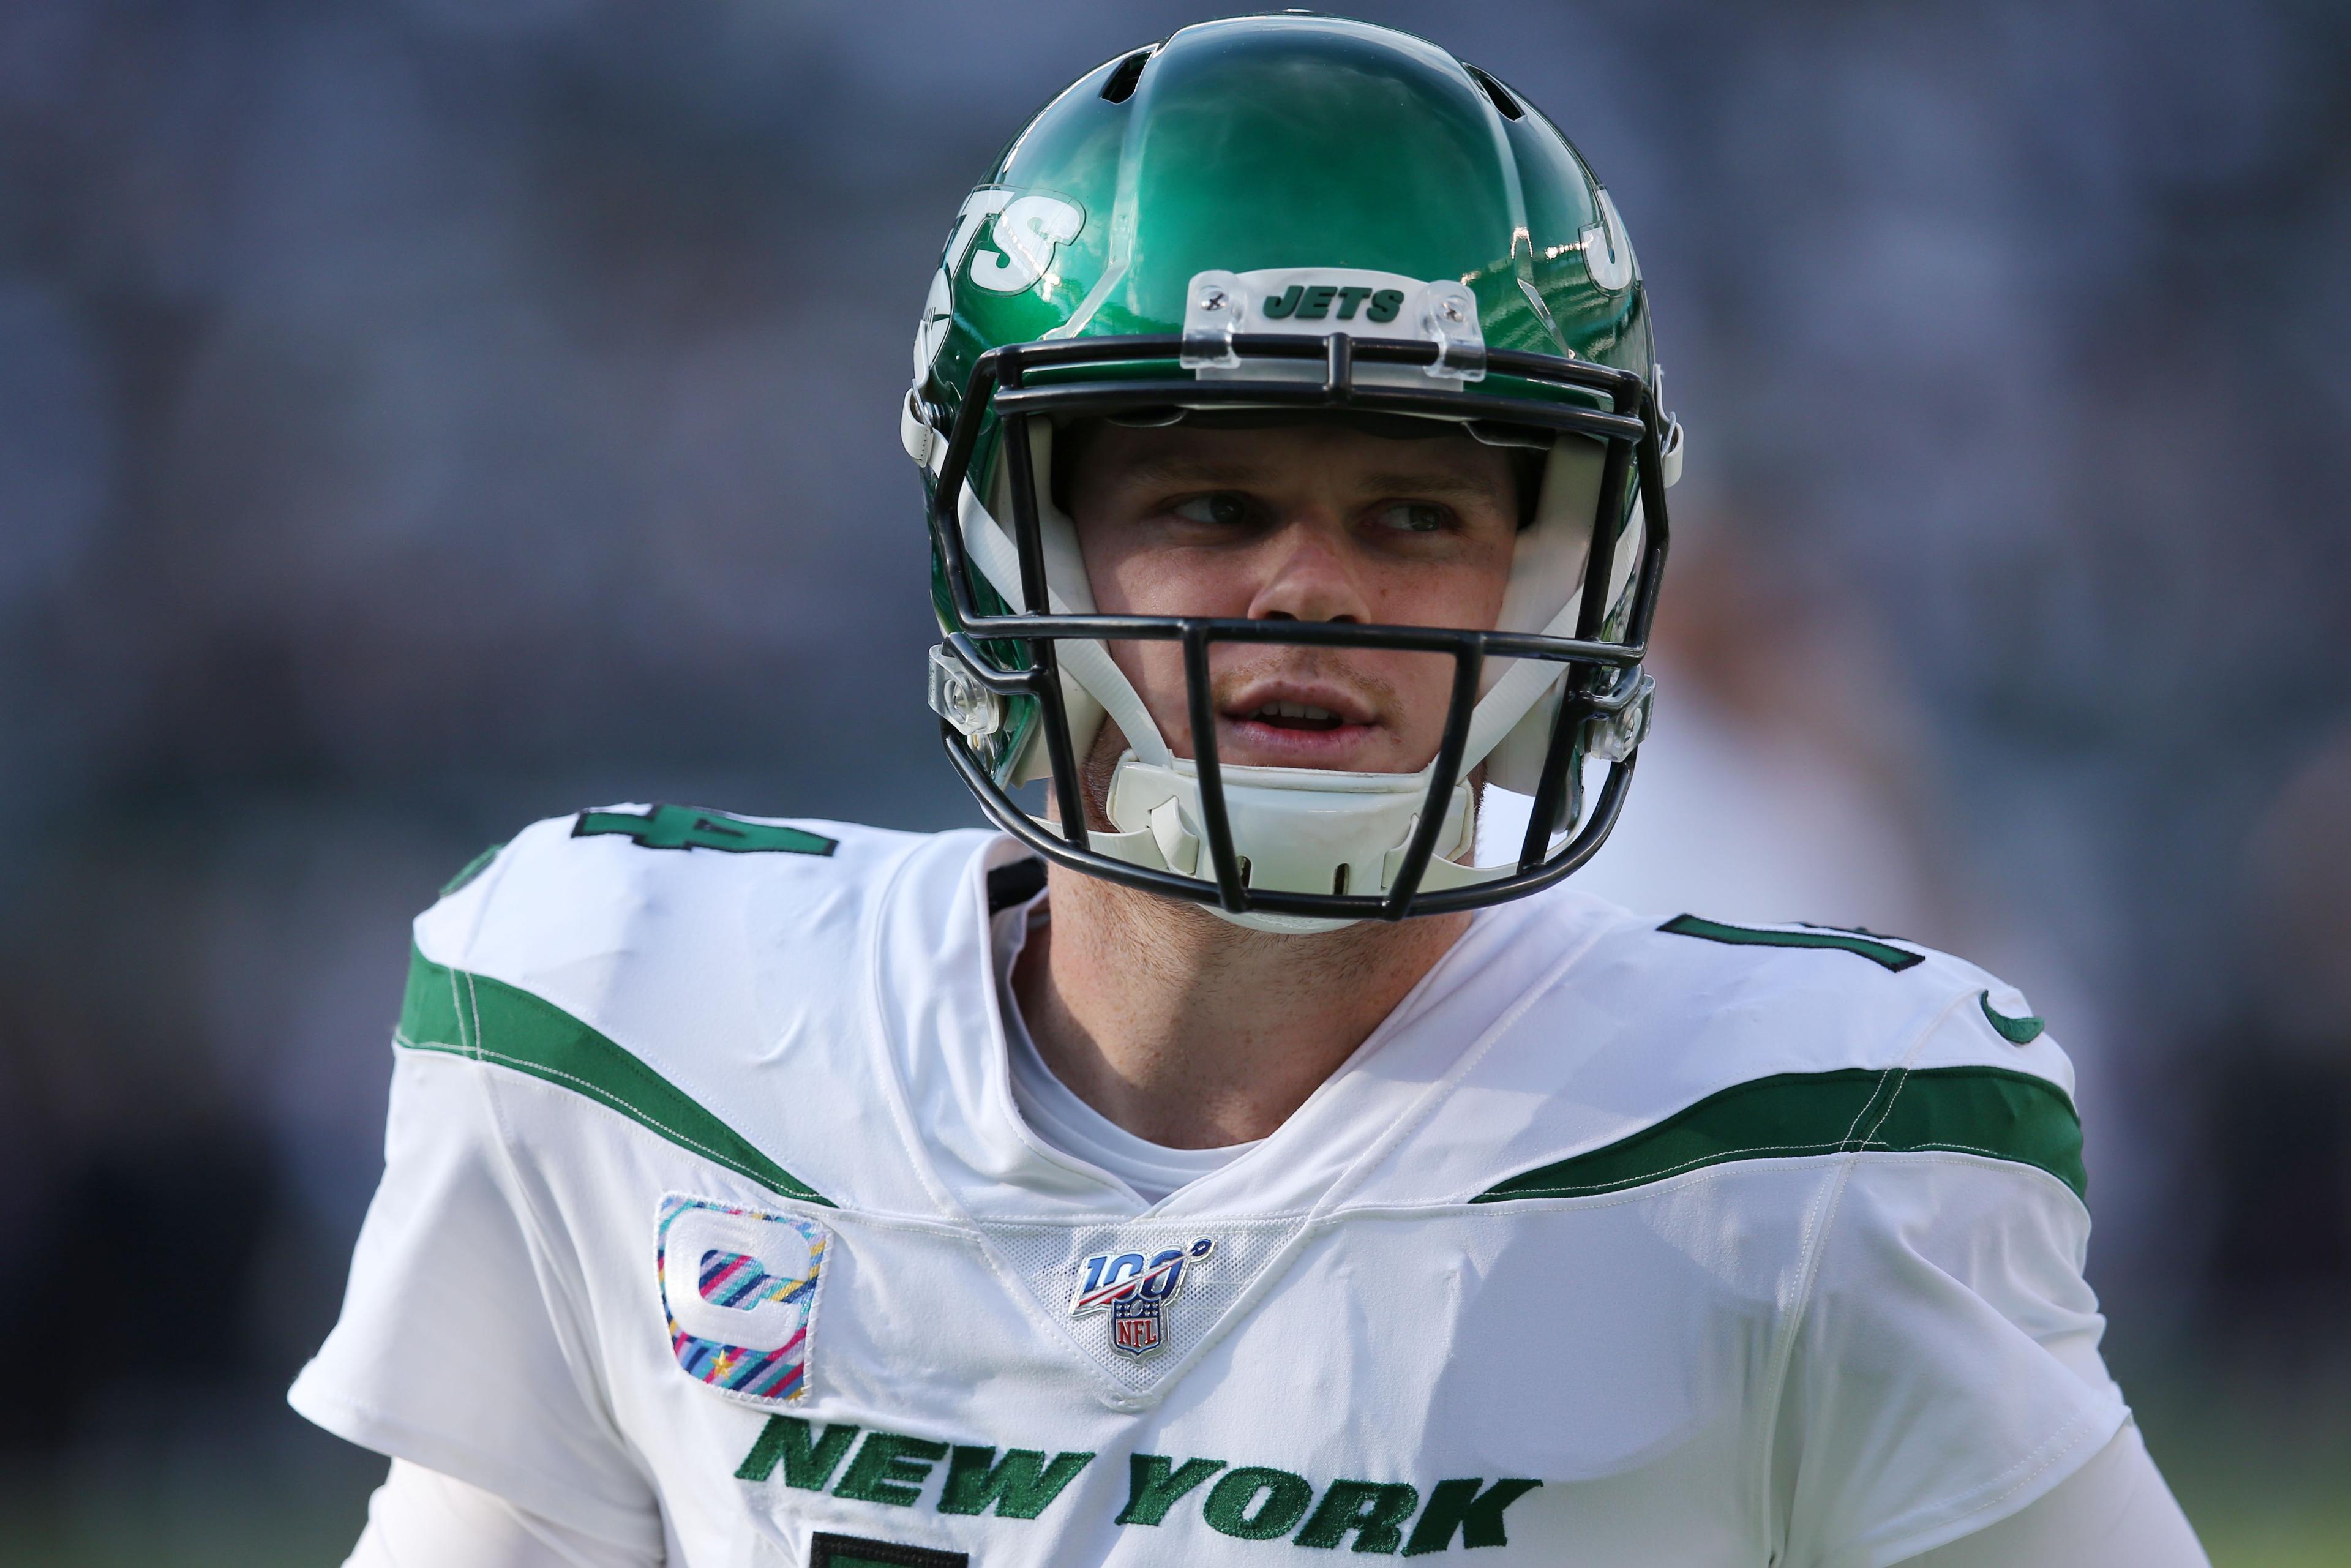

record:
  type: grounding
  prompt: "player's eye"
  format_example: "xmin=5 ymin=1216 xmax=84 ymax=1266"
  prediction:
xmin=1371 ymin=501 xmax=1450 ymax=535
xmin=1169 ymin=492 xmax=1254 ymax=528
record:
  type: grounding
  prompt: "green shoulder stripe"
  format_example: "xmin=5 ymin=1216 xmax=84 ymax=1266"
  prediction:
xmin=397 ymin=945 xmax=830 ymax=1206
xmin=574 ymin=804 xmax=836 ymax=857
xmin=1659 ymin=913 xmax=1923 ymax=972
xmin=1472 ymin=1065 xmax=2084 ymax=1203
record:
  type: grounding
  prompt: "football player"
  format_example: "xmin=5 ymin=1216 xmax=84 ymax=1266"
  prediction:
xmin=296 ymin=17 xmax=2207 ymax=1567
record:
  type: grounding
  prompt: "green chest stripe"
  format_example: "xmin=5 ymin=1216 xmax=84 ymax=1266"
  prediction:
xmin=1659 ymin=913 xmax=1924 ymax=971
xmin=1473 ymin=1065 xmax=2085 ymax=1203
xmin=397 ymin=945 xmax=830 ymax=1206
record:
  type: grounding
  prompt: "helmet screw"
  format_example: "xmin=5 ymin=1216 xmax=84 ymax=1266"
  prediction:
xmin=1199 ymin=288 xmax=1228 ymax=310
xmin=1438 ymin=298 xmax=1465 ymax=322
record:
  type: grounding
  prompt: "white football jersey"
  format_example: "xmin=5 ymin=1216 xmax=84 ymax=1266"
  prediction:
xmin=291 ymin=805 xmax=2128 ymax=1568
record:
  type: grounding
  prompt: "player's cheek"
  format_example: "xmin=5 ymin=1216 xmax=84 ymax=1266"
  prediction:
xmin=1109 ymin=640 xmax=1194 ymax=741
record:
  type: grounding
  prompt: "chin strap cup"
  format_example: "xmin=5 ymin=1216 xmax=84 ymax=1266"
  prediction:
xmin=1058 ymin=753 xmax=1498 ymax=929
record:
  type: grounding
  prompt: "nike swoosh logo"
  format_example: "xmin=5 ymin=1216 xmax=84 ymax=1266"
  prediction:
xmin=1979 ymin=990 xmax=2045 ymax=1045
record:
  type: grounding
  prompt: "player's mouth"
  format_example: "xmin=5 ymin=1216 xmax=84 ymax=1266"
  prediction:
xmin=1243 ymin=699 xmax=1346 ymax=732
xmin=1215 ymin=681 xmax=1384 ymax=767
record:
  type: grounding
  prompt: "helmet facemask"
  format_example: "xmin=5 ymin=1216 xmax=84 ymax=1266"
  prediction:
xmin=926 ymin=320 xmax=1674 ymax=932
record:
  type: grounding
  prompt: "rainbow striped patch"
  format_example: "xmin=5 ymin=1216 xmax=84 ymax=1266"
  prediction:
xmin=656 ymin=1195 xmax=828 ymax=1406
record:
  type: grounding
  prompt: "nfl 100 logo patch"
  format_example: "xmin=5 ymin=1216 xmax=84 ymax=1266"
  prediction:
xmin=656 ymin=1195 xmax=828 ymax=1405
xmin=1069 ymin=1237 xmax=1214 ymax=1357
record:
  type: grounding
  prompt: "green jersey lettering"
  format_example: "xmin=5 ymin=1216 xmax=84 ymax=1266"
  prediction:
xmin=1297 ymin=1480 xmax=1421 ymax=1551
xmin=1203 ymin=1466 xmax=1315 ymax=1540
xmin=1116 ymin=1455 xmax=1227 ymax=1526
xmin=833 ymin=1432 xmax=950 ymax=1507
xmin=936 ymin=1446 xmax=1095 ymax=1519
xmin=1403 ymin=1478 xmax=1542 ymax=1555
xmin=736 ymin=1417 xmax=860 ymax=1489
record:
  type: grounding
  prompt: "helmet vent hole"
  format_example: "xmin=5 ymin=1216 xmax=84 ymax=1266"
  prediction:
xmin=1332 ymin=864 xmax=1351 ymax=896
xmin=1466 ymin=65 xmax=1523 ymax=121
xmin=1101 ymin=49 xmax=1153 ymax=104
xmin=1235 ymin=855 xmax=1253 ymax=887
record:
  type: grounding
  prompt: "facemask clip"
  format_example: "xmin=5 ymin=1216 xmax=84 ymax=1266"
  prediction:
xmin=1420 ymin=282 xmax=1487 ymax=383
xmin=928 ymin=643 xmax=1005 ymax=739
xmin=1179 ymin=270 xmax=1247 ymax=370
xmin=1583 ymin=670 xmax=1654 ymax=762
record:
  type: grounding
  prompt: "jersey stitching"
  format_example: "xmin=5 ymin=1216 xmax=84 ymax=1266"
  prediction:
xmin=440 ymin=824 xmax=654 ymax=1488
xmin=1753 ymin=985 xmax=1976 ymax=1568
xmin=1145 ymin=912 xmax=1614 ymax=1398
xmin=859 ymin=841 xmax=1168 ymax=1401
xmin=1317 ymin=1147 xmax=2090 ymax=1222
xmin=405 ymin=1040 xmax=970 ymax=1239
xmin=468 ymin=973 xmax=491 ymax=1062
xmin=1852 ymin=1062 xmax=1915 ymax=1150
xmin=864 ymin=841 xmax=1360 ymax=1410
xmin=1478 ymin=1136 xmax=1886 ymax=1198
xmin=400 ymin=1033 xmax=798 ymax=1195
xmin=1338 ymin=910 xmax=1613 ymax=1214
xmin=418 ymin=818 xmax=662 ymax=1495
xmin=863 ymin=838 xmax=981 ymax=1225
xmin=1478 ymin=1063 xmax=2073 ymax=1199
xmin=1837 ymin=1063 xmax=1902 ymax=1152
xmin=1873 ymin=1405 xmax=2120 ymax=1559
xmin=980 ymin=883 xmax=1140 ymax=1202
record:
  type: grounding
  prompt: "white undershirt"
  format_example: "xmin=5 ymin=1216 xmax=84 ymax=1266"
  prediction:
xmin=993 ymin=891 xmax=1259 ymax=1204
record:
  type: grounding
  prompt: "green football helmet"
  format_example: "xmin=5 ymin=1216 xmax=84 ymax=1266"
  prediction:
xmin=907 ymin=13 xmax=1683 ymax=932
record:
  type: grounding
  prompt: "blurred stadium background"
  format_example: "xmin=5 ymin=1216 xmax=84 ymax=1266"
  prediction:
xmin=2 ymin=1 xmax=2347 ymax=1562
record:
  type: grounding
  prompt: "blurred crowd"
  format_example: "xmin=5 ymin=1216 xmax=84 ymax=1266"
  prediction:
xmin=0 ymin=0 xmax=2345 ymax=1551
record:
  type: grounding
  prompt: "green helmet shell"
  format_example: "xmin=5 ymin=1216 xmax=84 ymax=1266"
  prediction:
xmin=912 ymin=16 xmax=1654 ymax=428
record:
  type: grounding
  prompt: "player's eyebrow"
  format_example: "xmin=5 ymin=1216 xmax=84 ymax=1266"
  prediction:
xmin=1352 ymin=470 xmax=1512 ymax=501
xmin=1112 ymin=454 xmax=1280 ymax=489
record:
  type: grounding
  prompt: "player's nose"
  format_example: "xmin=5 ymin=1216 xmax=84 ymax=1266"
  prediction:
xmin=1243 ymin=516 xmax=1370 ymax=627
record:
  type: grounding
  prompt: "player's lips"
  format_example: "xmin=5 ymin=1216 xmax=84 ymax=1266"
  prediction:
xmin=1214 ymin=680 xmax=1384 ymax=766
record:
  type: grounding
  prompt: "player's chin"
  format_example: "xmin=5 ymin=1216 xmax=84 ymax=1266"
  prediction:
xmin=1214 ymin=717 xmax=1403 ymax=772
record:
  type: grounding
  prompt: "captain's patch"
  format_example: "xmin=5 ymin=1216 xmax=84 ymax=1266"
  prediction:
xmin=657 ymin=1194 xmax=828 ymax=1405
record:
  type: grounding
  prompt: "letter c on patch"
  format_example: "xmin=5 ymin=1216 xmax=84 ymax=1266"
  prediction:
xmin=662 ymin=1206 xmax=816 ymax=1352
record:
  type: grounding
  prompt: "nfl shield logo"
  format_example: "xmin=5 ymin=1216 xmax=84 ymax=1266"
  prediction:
xmin=1071 ymin=1237 xmax=1213 ymax=1359
xmin=1112 ymin=1299 xmax=1163 ymax=1354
